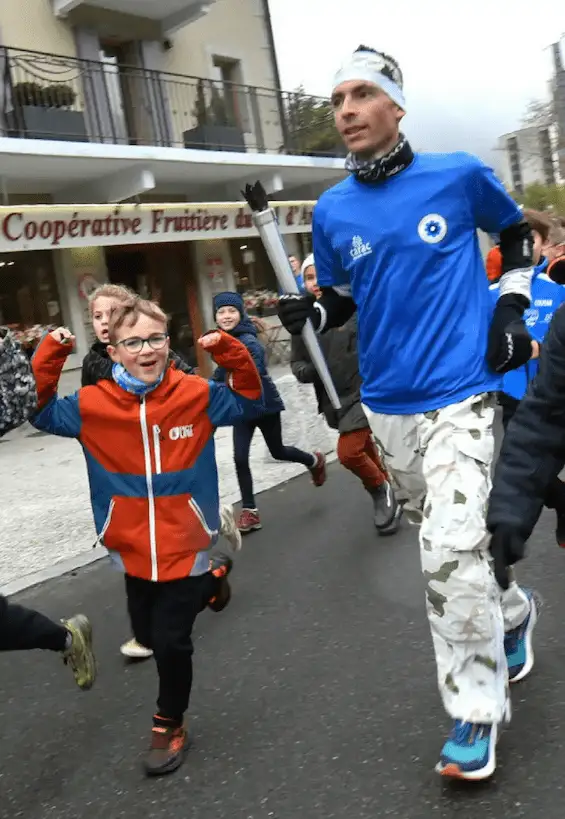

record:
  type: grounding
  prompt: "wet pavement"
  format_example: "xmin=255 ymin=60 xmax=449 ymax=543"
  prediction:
xmin=1 ymin=460 xmax=564 ymax=819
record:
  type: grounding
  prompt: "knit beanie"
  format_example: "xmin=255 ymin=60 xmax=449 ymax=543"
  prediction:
xmin=213 ymin=291 xmax=245 ymax=319
xmin=300 ymin=253 xmax=315 ymax=277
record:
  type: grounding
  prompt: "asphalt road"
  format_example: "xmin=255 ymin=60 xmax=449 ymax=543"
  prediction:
xmin=2 ymin=459 xmax=565 ymax=819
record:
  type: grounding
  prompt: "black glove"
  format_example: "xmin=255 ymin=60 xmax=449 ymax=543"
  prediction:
xmin=489 ymin=525 xmax=526 ymax=590
xmin=278 ymin=293 xmax=318 ymax=335
xmin=487 ymin=294 xmax=533 ymax=374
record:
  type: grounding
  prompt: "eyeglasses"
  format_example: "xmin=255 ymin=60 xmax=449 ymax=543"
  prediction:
xmin=115 ymin=333 xmax=169 ymax=354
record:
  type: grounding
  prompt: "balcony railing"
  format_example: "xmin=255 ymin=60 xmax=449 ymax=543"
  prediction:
xmin=0 ymin=46 xmax=345 ymax=158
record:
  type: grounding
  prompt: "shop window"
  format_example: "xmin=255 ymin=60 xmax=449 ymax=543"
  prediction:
xmin=229 ymin=238 xmax=280 ymax=316
xmin=104 ymin=245 xmax=197 ymax=369
xmin=0 ymin=252 xmax=62 ymax=355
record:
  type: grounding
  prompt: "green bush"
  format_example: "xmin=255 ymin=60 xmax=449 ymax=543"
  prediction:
xmin=42 ymin=83 xmax=76 ymax=109
xmin=12 ymin=80 xmax=77 ymax=108
xmin=12 ymin=81 xmax=44 ymax=107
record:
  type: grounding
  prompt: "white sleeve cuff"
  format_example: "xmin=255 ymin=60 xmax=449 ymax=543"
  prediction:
xmin=499 ymin=267 xmax=533 ymax=301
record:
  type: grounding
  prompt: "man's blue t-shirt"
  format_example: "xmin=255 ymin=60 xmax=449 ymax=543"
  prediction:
xmin=490 ymin=259 xmax=565 ymax=400
xmin=313 ymin=152 xmax=522 ymax=414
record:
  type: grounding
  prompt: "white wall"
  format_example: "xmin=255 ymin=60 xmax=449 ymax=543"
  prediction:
xmin=55 ymin=246 xmax=109 ymax=367
xmin=192 ymin=238 xmax=237 ymax=333
xmin=0 ymin=0 xmax=77 ymax=55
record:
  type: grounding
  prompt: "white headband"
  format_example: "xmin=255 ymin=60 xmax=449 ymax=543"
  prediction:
xmin=332 ymin=51 xmax=406 ymax=111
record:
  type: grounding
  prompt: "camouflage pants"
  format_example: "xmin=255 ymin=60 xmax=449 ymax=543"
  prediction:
xmin=363 ymin=393 xmax=530 ymax=723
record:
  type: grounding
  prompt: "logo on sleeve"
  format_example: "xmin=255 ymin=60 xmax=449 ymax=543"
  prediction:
xmin=418 ymin=214 xmax=448 ymax=244
xmin=350 ymin=235 xmax=373 ymax=261
xmin=524 ymin=308 xmax=539 ymax=328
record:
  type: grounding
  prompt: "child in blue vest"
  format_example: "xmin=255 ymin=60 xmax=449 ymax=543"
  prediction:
xmin=213 ymin=291 xmax=326 ymax=533
xmin=490 ymin=208 xmax=565 ymax=546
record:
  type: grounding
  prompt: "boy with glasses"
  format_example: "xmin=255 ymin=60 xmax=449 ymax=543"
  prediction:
xmin=84 ymin=283 xmax=241 ymax=660
xmin=30 ymin=296 xmax=262 ymax=776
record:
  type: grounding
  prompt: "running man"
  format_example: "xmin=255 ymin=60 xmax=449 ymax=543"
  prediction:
xmin=277 ymin=45 xmax=537 ymax=780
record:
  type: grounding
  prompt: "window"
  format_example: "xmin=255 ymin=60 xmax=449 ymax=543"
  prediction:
xmin=212 ymin=55 xmax=250 ymax=133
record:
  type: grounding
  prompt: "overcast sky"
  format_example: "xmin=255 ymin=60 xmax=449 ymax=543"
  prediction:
xmin=268 ymin=0 xmax=565 ymax=168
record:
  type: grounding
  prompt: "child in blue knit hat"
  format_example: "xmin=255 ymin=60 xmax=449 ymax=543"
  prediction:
xmin=213 ymin=291 xmax=326 ymax=532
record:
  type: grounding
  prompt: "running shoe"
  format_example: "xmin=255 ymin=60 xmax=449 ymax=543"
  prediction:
xmin=436 ymin=720 xmax=498 ymax=780
xmin=61 ymin=614 xmax=96 ymax=691
xmin=309 ymin=452 xmax=327 ymax=487
xmin=208 ymin=554 xmax=233 ymax=612
xmin=238 ymin=508 xmax=262 ymax=533
xmin=505 ymin=588 xmax=538 ymax=683
xmin=120 ymin=638 xmax=153 ymax=660
xmin=220 ymin=504 xmax=242 ymax=551
xmin=369 ymin=480 xmax=400 ymax=532
xmin=145 ymin=717 xmax=187 ymax=776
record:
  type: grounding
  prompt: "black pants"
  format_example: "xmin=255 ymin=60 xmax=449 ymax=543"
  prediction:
xmin=233 ymin=412 xmax=315 ymax=509
xmin=0 ymin=594 xmax=68 ymax=652
xmin=125 ymin=572 xmax=218 ymax=725
xmin=500 ymin=394 xmax=565 ymax=514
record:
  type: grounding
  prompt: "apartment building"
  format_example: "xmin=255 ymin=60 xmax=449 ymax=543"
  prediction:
xmin=551 ymin=40 xmax=565 ymax=180
xmin=496 ymin=124 xmax=558 ymax=194
xmin=0 ymin=0 xmax=345 ymax=372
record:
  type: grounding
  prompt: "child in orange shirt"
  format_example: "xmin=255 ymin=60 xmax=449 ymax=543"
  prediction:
xmin=31 ymin=296 xmax=262 ymax=776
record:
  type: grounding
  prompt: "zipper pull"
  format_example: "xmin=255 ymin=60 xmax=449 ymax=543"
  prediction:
xmin=153 ymin=424 xmax=162 ymax=474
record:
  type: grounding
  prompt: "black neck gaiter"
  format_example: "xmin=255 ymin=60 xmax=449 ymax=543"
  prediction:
xmin=345 ymin=133 xmax=414 ymax=183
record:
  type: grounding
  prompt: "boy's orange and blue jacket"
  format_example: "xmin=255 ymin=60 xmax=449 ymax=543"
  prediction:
xmin=31 ymin=331 xmax=263 ymax=583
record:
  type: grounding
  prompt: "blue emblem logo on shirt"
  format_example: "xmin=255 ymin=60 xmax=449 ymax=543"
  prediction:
xmin=418 ymin=213 xmax=448 ymax=244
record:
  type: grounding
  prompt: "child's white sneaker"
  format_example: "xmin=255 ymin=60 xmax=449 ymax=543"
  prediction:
xmin=219 ymin=504 xmax=242 ymax=552
xmin=120 ymin=638 xmax=153 ymax=659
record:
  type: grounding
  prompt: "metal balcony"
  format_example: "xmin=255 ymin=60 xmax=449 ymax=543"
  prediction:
xmin=0 ymin=46 xmax=344 ymax=159
xmin=51 ymin=0 xmax=215 ymax=36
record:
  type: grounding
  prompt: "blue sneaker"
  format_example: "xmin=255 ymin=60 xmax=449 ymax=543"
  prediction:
xmin=505 ymin=589 xmax=538 ymax=683
xmin=436 ymin=720 xmax=498 ymax=780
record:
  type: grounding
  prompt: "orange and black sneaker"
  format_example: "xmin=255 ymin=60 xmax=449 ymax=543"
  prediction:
xmin=208 ymin=554 xmax=233 ymax=612
xmin=144 ymin=716 xmax=187 ymax=777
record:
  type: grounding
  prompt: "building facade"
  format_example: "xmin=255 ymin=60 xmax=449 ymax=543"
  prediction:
xmin=0 ymin=0 xmax=344 ymax=373
xmin=496 ymin=124 xmax=558 ymax=194
xmin=550 ymin=40 xmax=565 ymax=181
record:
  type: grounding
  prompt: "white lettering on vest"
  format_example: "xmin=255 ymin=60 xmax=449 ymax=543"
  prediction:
xmin=169 ymin=425 xmax=194 ymax=441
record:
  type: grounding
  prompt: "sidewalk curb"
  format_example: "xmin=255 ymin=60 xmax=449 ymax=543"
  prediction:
xmin=0 ymin=546 xmax=109 ymax=598
xmin=2 ymin=452 xmax=338 ymax=597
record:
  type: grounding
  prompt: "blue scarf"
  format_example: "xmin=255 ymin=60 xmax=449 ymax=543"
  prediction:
xmin=112 ymin=363 xmax=164 ymax=396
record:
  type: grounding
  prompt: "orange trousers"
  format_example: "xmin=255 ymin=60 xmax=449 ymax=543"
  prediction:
xmin=336 ymin=428 xmax=387 ymax=490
